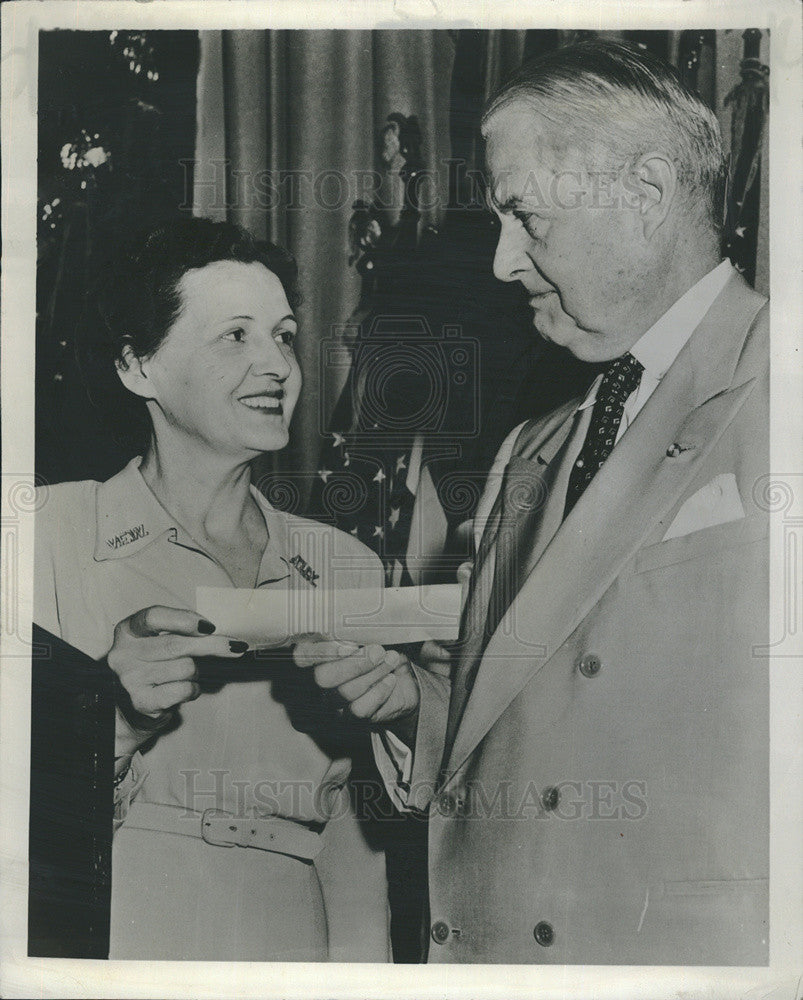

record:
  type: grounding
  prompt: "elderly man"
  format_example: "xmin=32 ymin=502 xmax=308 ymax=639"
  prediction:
xmin=296 ymin=40 xmax=769 ymax=965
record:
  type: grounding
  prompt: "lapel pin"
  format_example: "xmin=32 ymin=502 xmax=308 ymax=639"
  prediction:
xmin=666 ymin=442 xmax=693 ymax=458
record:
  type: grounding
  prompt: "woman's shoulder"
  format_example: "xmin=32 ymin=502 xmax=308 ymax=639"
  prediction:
xmin=273 ymin=507 xmax=381 ymax=563
xmin=35 ymin=479 xmax=100 ymax=514
xmin=264 ymin=507 xmax=385 ymax=593
xmin=36 ymin=478 xmax=100 ymax=523
xmin=36 ymin=475 xmax=99 ymax=509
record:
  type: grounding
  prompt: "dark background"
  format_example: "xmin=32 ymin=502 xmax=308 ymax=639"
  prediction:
xmin=36 ymin=30 xmax=199 ymax=485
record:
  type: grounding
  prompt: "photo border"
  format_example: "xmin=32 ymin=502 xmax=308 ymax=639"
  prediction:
xmin=2 ymin=1 xmax=801 ymax=997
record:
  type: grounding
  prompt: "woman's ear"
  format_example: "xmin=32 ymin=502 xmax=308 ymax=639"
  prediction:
xmin=115 ymin=344 xmax=153 ymax=399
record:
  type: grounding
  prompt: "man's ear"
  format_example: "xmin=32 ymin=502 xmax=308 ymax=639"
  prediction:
xmin=628 ymin=152 xmax=677 ymax=240
xmin=115 ymin=344 xmax=154 ymax=399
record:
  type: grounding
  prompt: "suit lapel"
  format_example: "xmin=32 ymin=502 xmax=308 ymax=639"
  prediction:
xmin=515 ymin=403 xmax=593 ymax=580
xmin=444 ymin=401 xmax=588 ymax=751
xmin=443 ymin=272 xmax=767 ymax=782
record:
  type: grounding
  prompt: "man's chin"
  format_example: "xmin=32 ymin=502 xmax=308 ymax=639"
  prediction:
xmin=533 ymin=314 xmax=606 ymax=362
xmin=533 ymin=318 xmax=582 ymax=351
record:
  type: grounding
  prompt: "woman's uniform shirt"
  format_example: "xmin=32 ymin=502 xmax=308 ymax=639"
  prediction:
xmin=34 ymin=457 xmax=390 ymax=960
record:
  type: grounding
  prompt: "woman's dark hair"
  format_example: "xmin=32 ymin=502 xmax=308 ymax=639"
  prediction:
xmin=78 ymin=216 xmax=300 ymax=454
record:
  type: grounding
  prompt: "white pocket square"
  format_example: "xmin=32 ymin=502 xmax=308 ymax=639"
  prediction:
xmin=661 ymin=473 xmax=745 ymax=541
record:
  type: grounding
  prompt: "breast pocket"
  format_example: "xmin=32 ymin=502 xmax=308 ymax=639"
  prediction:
xmin=634 ymin=514 xmax=768 ymax=575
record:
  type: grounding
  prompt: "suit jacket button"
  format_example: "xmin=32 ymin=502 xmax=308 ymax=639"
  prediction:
xmin=541 ymin=786 xmax=560 ymax=811
xmin=431 ymin=920 xmax=450 ymax=945
xmin=437 ymin=793 xmax=452 ymax=815
xmin=534 ymin=920 xmax=555 ymax=947
xmin=577 ymin=653 xmax=602 ymax=678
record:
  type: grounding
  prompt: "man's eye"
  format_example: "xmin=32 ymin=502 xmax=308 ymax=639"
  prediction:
xmin=514 ymin=212 xmax=545 ymax=239
xmin=225 ymin=327 xmax=246 ymax=342
xmin=275 ymin=329 xmax=296 ymax=347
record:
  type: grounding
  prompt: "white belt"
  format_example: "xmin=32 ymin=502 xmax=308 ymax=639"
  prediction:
xmin=121 ymin=802 xmax=325 ymax=862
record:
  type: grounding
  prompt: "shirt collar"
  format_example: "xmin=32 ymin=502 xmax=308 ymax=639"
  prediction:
xmin=93 ymin=457 xmax=286 ymax=579
xmin=578 ymin=259 xmax=735 ymax=409
xmin=629 ymin=259 xmax=734 ymax=380
xmin=250 ymin=491 xmax=293 ymax=586
xmin=94 ymin=458 xmax=176 ymax=561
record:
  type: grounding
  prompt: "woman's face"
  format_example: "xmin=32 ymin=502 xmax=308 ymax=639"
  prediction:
xmin=137 ymin=260 xmax=302 ymax=458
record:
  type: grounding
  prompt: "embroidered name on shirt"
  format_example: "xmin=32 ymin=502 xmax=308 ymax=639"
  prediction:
xmin=288 ymin=553 xmax=320 ymax=587
xmin=106 ymin=523 xmax=149 ymax=549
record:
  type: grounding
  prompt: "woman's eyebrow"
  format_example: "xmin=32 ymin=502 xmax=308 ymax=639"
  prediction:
xmin=223 ymin=313 xmax=296 ymax=326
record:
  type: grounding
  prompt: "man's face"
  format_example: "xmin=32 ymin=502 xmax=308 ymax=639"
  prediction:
xmin=484 ymin=101 xmax=648 ymax=362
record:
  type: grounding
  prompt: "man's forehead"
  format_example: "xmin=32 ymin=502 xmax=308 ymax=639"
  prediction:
xmin=486 ymin=109 xmax=562 ymax=184
xmin=487 ymin=160 xmax=561 ymax=213
xmin=485 ymin=108 xmax=599 ymax=210
xmin=485 ymin=100 xmax=553 ymax=151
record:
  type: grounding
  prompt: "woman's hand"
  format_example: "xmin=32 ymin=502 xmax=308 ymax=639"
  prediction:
xmin=109 ymin=606 xmax=248 ymax=756
xmin=292 ymin=639 xmax=420 ymax=728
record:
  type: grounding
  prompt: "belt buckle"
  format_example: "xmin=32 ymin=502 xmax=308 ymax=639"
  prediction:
xmin=201 ymin=808 xmax=253 ymax=848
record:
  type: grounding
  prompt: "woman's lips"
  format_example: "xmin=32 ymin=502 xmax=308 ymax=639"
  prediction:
xmin=239 ymin=392 xmax=284 ymax=413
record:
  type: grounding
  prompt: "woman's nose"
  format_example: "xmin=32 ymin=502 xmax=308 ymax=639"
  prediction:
xmin=252 ymin=333 xmax=293 ymax=380
xmin=492 ymin=216 xmax=533 ymax=284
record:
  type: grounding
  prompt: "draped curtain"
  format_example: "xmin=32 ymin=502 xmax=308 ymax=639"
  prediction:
xmin=194 ymin=31 xmax=456 ymax=486
xmin=194 ymin=29 xmax=769 ymax=489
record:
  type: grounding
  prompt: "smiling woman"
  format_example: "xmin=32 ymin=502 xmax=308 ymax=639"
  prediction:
xmin=116 ymin=258 xmax=302 ymax=460
xmin=33 ymin=217 xmax=392 ymax=961
xmin=79 ymin=219 xmax=302 ymax=459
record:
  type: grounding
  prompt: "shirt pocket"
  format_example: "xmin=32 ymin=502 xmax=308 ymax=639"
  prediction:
xmin=633 ymin=513 xmax=768 ymax=576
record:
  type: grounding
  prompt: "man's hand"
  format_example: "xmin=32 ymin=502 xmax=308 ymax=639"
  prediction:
xmin=417 ymin=640 xmax=452 ymax=678
xmin=292 ymin=639 xmax=420 ymax=726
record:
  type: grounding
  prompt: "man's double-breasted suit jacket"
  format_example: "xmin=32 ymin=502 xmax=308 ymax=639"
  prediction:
xmin=403 ymin=270 xmax=770 ymax=965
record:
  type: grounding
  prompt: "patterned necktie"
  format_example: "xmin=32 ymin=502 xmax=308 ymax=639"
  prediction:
xmin=564 ymin=352 xmax=644 ymax=518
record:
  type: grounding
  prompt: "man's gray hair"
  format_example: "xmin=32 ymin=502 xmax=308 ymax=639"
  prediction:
xmin=482 ymin=39 xmax=728 ymax=234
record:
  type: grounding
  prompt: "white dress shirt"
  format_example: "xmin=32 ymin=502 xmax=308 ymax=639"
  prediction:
xmin=579 ymin=258 xmax=734 ymax=442
xmin=472 ymin=259 xmax=735 ymax=551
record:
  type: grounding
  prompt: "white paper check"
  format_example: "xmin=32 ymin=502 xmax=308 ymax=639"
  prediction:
xmin=196 ymin=584 xmax=463 ymax=647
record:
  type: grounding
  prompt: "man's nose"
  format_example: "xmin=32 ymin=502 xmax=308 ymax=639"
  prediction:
xmin=252 ymin=333 xmax=292 ymax=380
xmin=492 ymin=216 xmax=534 ymax=283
